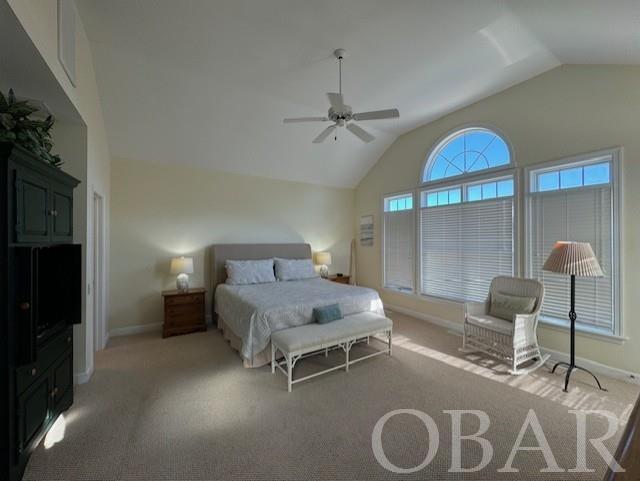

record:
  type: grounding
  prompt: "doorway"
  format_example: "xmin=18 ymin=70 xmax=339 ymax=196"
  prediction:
xmin=92 ymin=191 xmax=107 ymax=351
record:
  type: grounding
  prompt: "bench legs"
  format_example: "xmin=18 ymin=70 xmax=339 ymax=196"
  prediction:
xmin=272 ymin=330 xmax=393 ymax=392
xmin=271 ymin=342 xmax=276 ymax=374
xmin=344 ymin=341 xmax=351 ymax=372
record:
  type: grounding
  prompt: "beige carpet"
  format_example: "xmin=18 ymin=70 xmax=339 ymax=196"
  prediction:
xmin=24 ymin=311 xmax=639 ymax=481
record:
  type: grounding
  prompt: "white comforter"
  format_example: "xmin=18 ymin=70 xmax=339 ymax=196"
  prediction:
xmin=215 ymin=278 xmax=384 ymax=360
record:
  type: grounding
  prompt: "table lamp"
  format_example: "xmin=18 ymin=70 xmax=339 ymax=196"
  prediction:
xmin=170 ymin=256 xmax=194 ymax=291
xmin=315 ymin=252 xmax=332 ymax=278
xmin=543 ymin=241 xmax=606 ymax=392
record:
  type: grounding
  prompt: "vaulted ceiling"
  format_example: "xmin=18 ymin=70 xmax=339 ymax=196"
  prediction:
xmin=77 ymin=0 xmax=640 ymax=188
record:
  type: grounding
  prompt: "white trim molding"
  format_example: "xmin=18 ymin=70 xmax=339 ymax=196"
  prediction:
xmin=384 ymin=303 xmax=640 ymax=386
xmin=539 ymin=346 xmax=640 ymax=386
xmin=74 ymin=365 xmax=94 ymax=385
xmin=385 ymin=303 xmax=463 ymax=334
xmin=109 ymin=322 xmax=162 ymax=337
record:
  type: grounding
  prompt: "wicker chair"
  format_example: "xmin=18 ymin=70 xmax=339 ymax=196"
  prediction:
xmin=462 ymin=276 xmax=549 ymax=375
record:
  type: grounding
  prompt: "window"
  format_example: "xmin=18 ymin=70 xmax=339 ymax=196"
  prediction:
xmin=420 ymin=177 xmax=515 ymax=302
xmin=417 ymin=127 xmax=514 ymax=302
xmin=526 ymin=153 xmax=619 ymax=335
xmin=383 ymin=193 xmax=414 ymax=292
xmin=423 ymin=127 xmax=511 ymax=182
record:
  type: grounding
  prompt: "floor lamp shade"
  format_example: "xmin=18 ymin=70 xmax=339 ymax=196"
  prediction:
xmin=542 ymin=241 xmax=604 ymax=277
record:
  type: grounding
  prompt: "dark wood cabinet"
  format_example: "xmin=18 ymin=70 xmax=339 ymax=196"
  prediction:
xmin=51 ymin=184 xmax=74 ymax=242
xmin=2 ymin=144 xmax=80 ymax=481
xmin=14 ymin=163 xmax=75 ymax=244
xmin=14 ymin=168 xmax=51 ymax=243
xmin=16 ymin=374 xmax=51 ymax=456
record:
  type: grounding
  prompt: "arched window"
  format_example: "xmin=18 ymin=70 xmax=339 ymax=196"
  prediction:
xmin=423 ymin=127 xmax=511 ymax=183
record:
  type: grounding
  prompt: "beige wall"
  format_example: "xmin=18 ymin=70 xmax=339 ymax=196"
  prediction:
xmin=8 ymin=0 xmax=112 ymax=381
xmin=110 ymin=158 xmax=355 ymax=331
xmin=355 ymin=65 xmax=640 ymax=374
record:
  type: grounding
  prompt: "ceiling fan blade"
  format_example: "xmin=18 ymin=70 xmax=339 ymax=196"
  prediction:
xmin=327 ymin=92 xmax=346 ymax=111
xmin=352 ymin=109 xmax=400 ymax=121
xmin=312 ymin=125 xmax=337 ymax=143
xmin=283 ymin=116 xmax=329 ymax=123
xmin=346 ymin=123 xmax=375 ymax=143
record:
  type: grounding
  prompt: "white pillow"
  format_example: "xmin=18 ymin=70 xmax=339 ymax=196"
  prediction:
xmin=274 ymin=258 xmax=318 ymax=281
xmin=225 ymin=259 xmax=276 ymax=285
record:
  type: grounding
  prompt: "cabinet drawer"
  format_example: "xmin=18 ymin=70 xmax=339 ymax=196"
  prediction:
xmin=52 ymin=350 xmax=73 ymax=411
xmin=16 ymin=328 xmax=73 ymax=395
xmin=165 ymin=293 xmax=203 ymax=306
xmin=16 ymin=374 xmax=51 ymax=455
xmin=166 ymin=304 xmax=203 ymax=323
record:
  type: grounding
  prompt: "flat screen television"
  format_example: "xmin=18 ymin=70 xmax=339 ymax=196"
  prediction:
xmin=36 ymin=244 xmax=81 ymax=340
xmin=17 ymin=244 xmax=82 ymax=343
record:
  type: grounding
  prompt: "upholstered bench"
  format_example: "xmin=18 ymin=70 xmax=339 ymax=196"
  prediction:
xmin=271 ymin=312 xmax=393 ymax=391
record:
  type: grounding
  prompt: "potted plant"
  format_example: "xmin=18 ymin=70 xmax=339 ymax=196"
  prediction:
xmin=0 ymin=88 xmax=63 ymax=167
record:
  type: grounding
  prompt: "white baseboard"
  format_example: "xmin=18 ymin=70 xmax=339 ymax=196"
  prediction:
xmin=109 ymin=322 xmax=162 ymax=337
xmin=539 ymin=347 xmax=640 ymax=386
xmin=384 ymin=303 xmax=640 ymax=386
xmin=385 ymin=303 xmax=463 ymax=334
xmin=74 ymin=365 xmax=94 ymax=385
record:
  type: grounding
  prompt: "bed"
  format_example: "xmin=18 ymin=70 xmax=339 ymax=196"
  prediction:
xmin=210 ymin=243 xmax=385 ymax=367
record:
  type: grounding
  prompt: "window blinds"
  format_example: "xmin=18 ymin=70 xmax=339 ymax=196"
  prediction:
xmin=420 ymin=197 xmax=514 ymax=302
xmin=528 ymin=187 xmax=614 ymax=332
xmin=383 ymin=209 xmax=414 ymax=291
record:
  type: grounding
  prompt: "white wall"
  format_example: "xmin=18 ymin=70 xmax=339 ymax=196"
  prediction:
xmin=355 ymin=65 xmax=640 ymax=374
xmin=110 ymin=158 xmax=355 ymax=331
xmin=8 ymin=0 xmax=111 ymax=383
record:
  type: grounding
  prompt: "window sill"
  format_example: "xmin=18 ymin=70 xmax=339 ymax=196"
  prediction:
xmin=538 ymin=317 xmax=627 ymax=345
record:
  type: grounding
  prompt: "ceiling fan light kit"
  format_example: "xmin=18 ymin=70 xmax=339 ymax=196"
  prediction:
xmin=284 ymin=48 xmax=400 ymax=143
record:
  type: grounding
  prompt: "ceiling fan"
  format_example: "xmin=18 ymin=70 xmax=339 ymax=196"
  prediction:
xmin=283 ymin=49 xmax=400 ymax=143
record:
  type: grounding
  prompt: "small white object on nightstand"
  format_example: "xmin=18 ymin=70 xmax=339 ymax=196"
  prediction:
xmin=315 ymin=251 xmax=332 ymax=278
xmin=170 ymin=256 xmax=194 ymax=291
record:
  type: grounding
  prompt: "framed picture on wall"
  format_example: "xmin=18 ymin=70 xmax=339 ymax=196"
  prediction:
xmin=360 ymin=215 xmax=374 ymax=246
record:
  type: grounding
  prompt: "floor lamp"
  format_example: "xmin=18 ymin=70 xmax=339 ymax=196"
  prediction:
xmin=543 ymin=241 xmax=607 ymax=392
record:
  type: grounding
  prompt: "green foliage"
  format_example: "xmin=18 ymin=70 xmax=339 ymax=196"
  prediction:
xmin=0 ymin=89 xmax=63 ymax=167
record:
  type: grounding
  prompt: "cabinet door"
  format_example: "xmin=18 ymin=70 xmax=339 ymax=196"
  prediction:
xmin=50 ymin=183 xmax=74 ymax=242
xmin=16 ymin=374 xmax=51 ymax=456
xmin=52 ymin=350 xmax=73 ymax=413
xmin=14 ymin=170 xmax=51 ymax=243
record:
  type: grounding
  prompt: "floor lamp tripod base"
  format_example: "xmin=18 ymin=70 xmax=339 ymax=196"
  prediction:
xmin=551 ymin=361 xmax=607 ymax=393
xmin=551 ymin=274 xmax=607 ymax=393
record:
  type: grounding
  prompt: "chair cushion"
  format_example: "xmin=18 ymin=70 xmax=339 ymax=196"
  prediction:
xmin=272 ymin=312 xmax=392 ymax=353
xmin=489 ymin=291 xmax=536 ymax=322
xmin=313 ymin=304 xmax=343 ymax=324
xmin=466 ymin=313 xmax=514 ymax=335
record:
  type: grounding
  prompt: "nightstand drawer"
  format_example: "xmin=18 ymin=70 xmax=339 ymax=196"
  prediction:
xmin=329 ymin=275 xmax=350 ymax=284
xmin=166 ymin=303 xmax=202 ymax=320
xmin=165 ymin=293 xmax=203 ymax=306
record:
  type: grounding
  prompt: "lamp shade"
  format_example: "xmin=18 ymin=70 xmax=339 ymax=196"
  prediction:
xmin=542 ymin=241 xmax=604 ymax=277
xmin=315 ymin=252 xmax=332 ymax=266
xmin=170 ymin=256 xmax=194 ymax=275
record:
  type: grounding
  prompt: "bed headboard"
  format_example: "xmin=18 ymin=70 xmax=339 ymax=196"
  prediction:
xmin=209 ymin=243 xmax=312 ymax=294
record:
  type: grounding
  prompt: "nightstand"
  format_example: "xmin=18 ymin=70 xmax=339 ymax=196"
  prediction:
xmin=161 ymin=288 xmax=206 ymax=338
xmin=328 ymin=275 xmax=350 ymax=285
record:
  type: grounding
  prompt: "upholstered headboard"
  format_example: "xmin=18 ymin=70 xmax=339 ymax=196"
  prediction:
xmin=209 ymin=243 xmax=312 ymax=295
